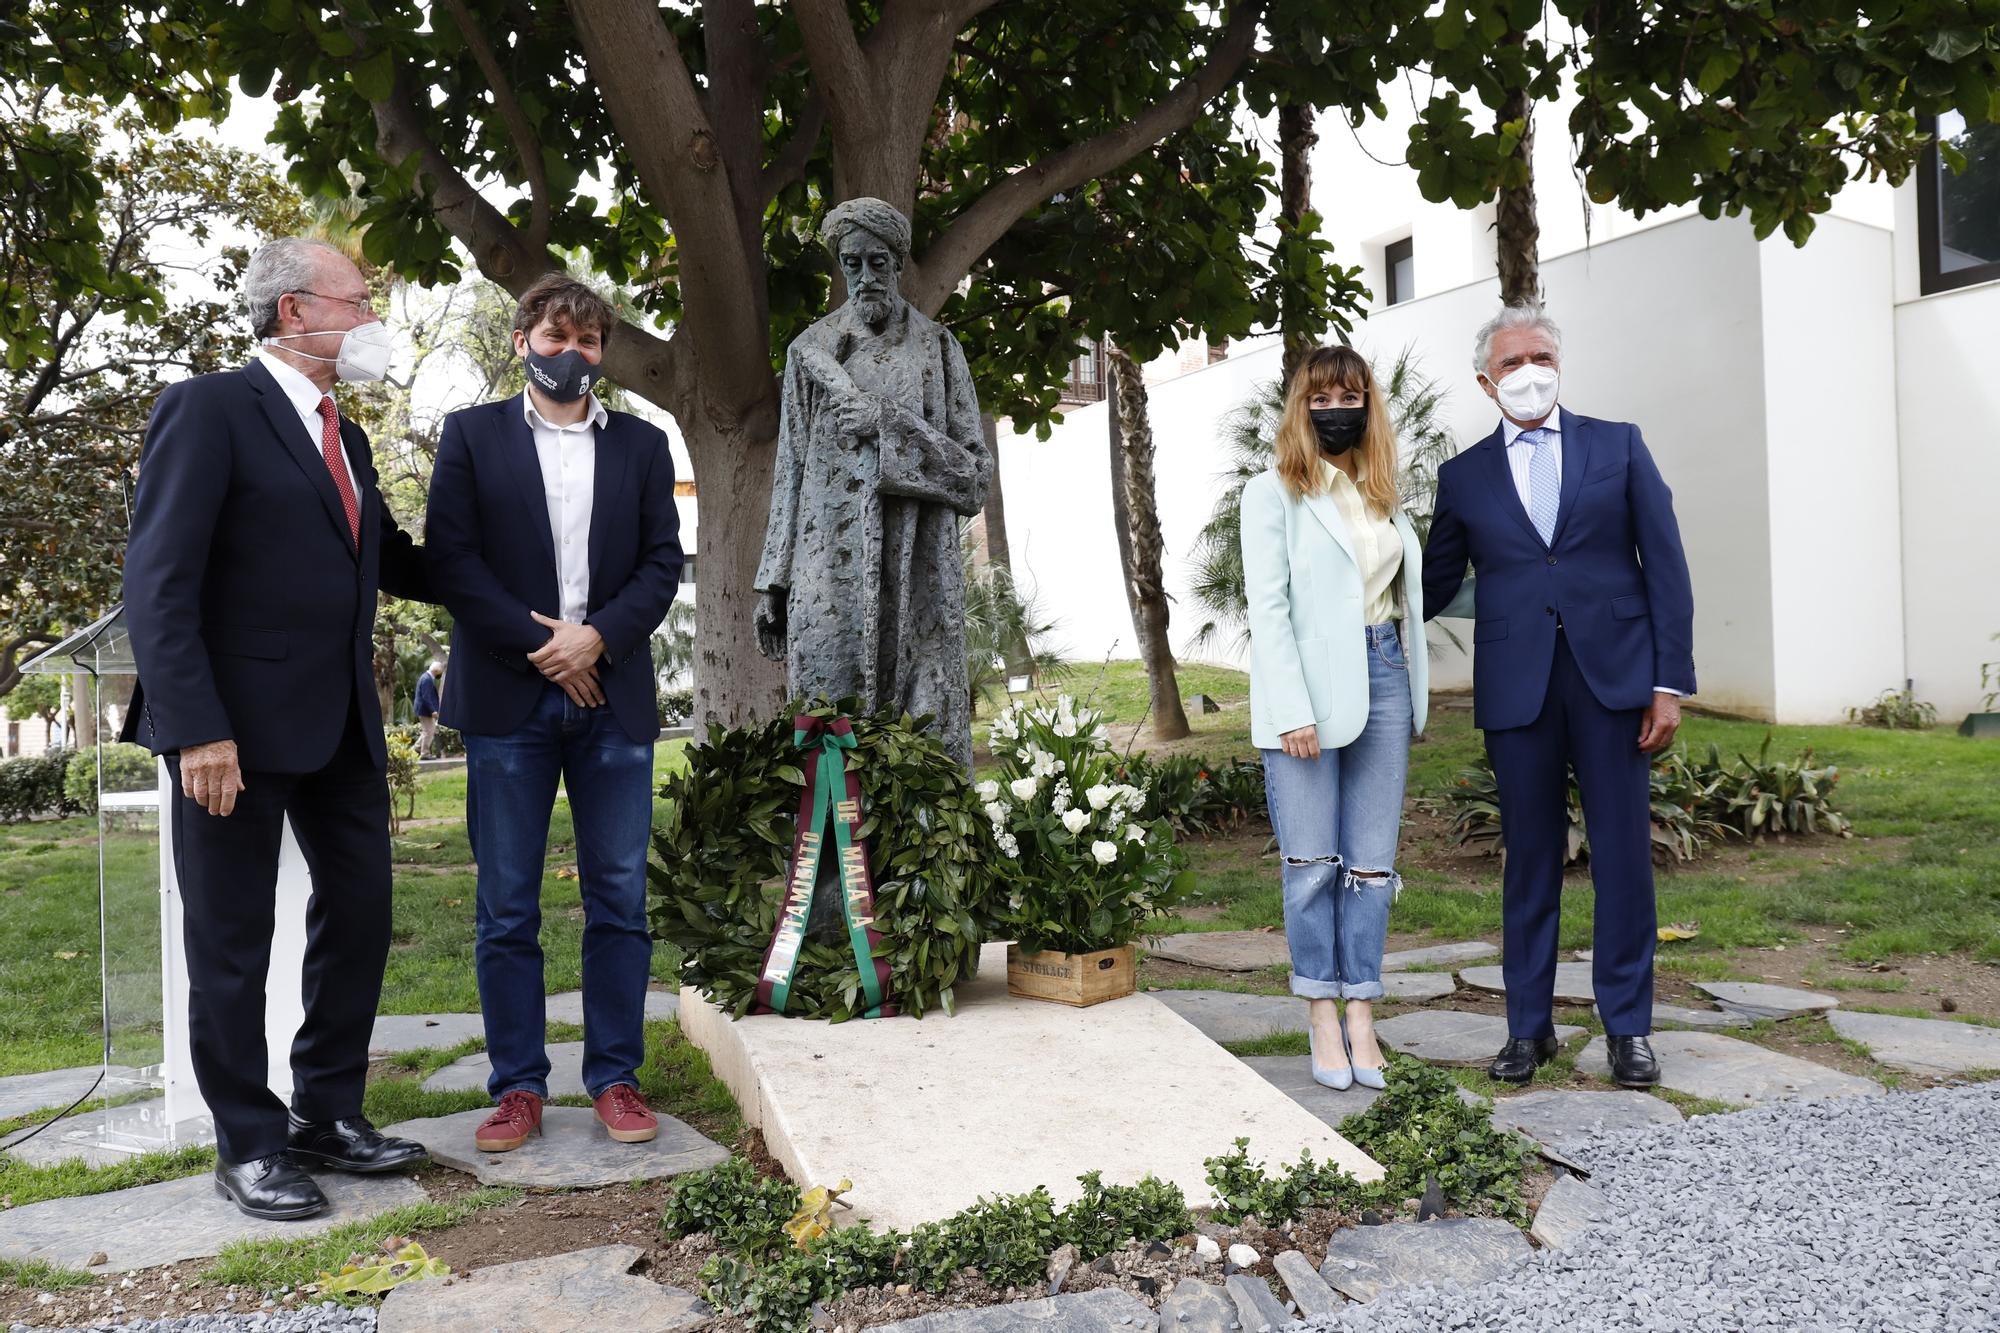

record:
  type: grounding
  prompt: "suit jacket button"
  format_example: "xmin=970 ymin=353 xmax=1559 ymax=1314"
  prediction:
xmin=1546 ymin=554 xmax=1557 ymax=565
xmin=1545 ymin=607 xmax=1555 ymax=615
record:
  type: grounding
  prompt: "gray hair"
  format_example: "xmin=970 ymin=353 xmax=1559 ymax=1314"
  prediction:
xmin=243 ymin=237 xmax=348 ymax=339
xmin=1472 ymin=303 xmax=1562 ymax=377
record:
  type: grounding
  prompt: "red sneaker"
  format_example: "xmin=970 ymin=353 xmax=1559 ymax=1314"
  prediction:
xmin=473 ymin=1089 xmax=543 ymax=1152
xmin=593 ymin=1083 xmax=658 ymax=1143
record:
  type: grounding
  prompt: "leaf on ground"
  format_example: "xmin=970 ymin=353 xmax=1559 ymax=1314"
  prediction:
xmin=554 ymin=866 xmax=579 ymax=880
xmin=784 ymin=1178 xmax=853 ymax=1248
xmin=317 ymin=1237 xmax=451 ymax=1294
xmin=443 ymin=898 xmax=463 ymax=908
xmin=1657 ymin=922 xmax=1701 ymax=942
xmin=51 ymin=950 xmax=82 ymax=961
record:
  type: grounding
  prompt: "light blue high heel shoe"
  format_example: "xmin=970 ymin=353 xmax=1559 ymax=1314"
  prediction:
xmin=1345 ymin=1017 xmax=1387 ymax=1090
xmin=1311 ymin=1024 xmax=1354 ymax=1091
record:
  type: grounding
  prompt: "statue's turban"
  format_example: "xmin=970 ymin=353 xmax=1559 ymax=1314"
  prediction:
xmin=822 ymin=197 xmax=912 ymax=262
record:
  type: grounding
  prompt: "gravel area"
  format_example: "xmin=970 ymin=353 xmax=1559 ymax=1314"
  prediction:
xmin=1301 ymin=1081 xmax=2000 ymax=1332
xmin=10 ymin=1304 xmax=374 ymax=1333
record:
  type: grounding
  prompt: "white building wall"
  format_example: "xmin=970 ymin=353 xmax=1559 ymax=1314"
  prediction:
xmin=1890 ymin=187 xmax=2000 ymax=718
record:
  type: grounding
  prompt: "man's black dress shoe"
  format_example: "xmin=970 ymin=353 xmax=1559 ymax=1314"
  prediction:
xmin=287 ymin=1113 xmax=430 ymax=1174
xmin=1607 ymin=1035 xmax=1661 ymax=1088
xmin=214 ymin=1154 xmax=328 ymax=1221
xmin=1489 ymin=1035 xmax=1561 ymax=1084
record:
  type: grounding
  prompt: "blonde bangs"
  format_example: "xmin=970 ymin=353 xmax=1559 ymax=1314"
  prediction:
xmin=1273 ymin=346 xmax=1400 ymax=517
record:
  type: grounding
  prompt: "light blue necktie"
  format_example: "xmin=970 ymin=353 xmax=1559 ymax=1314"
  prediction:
xmin=1523 ymin=427 xmax=1559 ymax=545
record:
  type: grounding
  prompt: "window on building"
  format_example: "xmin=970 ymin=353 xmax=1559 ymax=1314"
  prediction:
xmin=1919 ymin=110 xmax=2000 ymax=295
xmin=1059 ymin=341 xmax=1109 ymax=405
xmin=680 ymin=553 xmax=696 ymax=586
xmin=1384 ymin=237 xmax=1415 ymax=306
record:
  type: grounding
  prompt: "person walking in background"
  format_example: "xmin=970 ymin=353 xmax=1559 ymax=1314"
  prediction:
xmin=425 ymin=275 xmax=682 ymax=1156
xmin=121 ymin=236 xmax=432 ymax=1220
xmin=1423 ymin=303 xmax=1696 ymax=1089
xmin=414 ymin=660 xmax=443 ymax=757
xmin=1241 ymin=345 xmax=1430 ymax=1092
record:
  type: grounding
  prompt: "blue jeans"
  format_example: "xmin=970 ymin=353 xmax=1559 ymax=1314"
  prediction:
xmin=1261 ymin=623 xmax=1413 ymax=1000
xmin=463 ymin=683 xmax=655 ymax=1100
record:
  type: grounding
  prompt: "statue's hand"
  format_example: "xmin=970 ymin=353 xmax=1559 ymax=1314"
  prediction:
xmin=754 ymin=588 xmax=788 ymax=661
xmin=833 ymin=392 xmax=882 ymax=441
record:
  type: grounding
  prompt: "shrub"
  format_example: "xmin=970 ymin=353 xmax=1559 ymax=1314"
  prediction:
xmin=62 ymin=742 xmax=156 ymax=815
xmin=1848 ymin=688 xmax=1937 ymax=730
xmin=1708 ymin=736 xmax=1850 ymax=839
xmin=386 ymin=722 xmax=463 ymax=757
xmin=1115 ymin=753 xmax=1267 ymax=836
xmin=1204 ymin=1139 xmax=1370 ymax=1224
xmin=0 ymin=750 xmax=74 ymax=823
xmin=658 ymin=685 xmax=695 ymax=727
xmin=662 ymin=1156 xmax=800 ymax=1257
xmin=384 ymin=732 xmax=420 ymax=834
xmin=1338 ymin=1057 xmax=1534 ymax=1223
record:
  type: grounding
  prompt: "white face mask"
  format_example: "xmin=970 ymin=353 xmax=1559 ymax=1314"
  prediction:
xmin=263 ymin=319 xmax=394 ymax=383
xmin=1490 ymin=363 xmax=1559 ymax=422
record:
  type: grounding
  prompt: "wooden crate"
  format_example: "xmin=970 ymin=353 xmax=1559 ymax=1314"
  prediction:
xmin=1006 ymin=943 xmax=1136 ymax=1007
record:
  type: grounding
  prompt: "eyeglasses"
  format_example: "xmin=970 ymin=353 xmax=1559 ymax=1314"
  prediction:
xmin=291 ymin=289 xmax=383 ymax=317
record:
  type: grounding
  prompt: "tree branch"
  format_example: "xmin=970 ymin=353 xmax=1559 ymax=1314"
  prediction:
xmin=909 ymin=1 xmax=1266 ymax=314
xmin=760 ymin=93 xmax=827 ymax=209
xmin=436 ymin=0 xmax=552 ymax=252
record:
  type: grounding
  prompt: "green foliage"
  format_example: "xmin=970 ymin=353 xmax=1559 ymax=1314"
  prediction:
xmin=651 ymin=698 xmax=1002 ymax=1021
xmin=1203 ymin=1139 xmax=1370 ymax=1224
xmin=202 ymin=1188 xmax=519 ymax=1296
xmin=905 ymin=1188 xmax=1065 ymax=1294
xmin=1113 ymin=753 xmax=1267 ymax=836
xmin=658 ymin=687 xmax=696 ymax=727
xmin=980 ymin=696 xmax=1190 ymax=954
xmin=0 ymin=750 xmax=74 ymax=824
xmin=1338 ymin=1057 xmax=1534 ymax=1223
xmin=1849 ymin=688 xmax=1938 ymax=730
xmin=4 ymin=674 xmax=63 ymax=724
xmin=1442 ymin=735 xmax=1846 ymax=861
xmin=383 ymin=732 xmax=420 ymax=835
xmin=661 ymin=1155 xmax=801 ymax=1258
xmin=60 ymin=742 xmax=155 ymax=816
xmin=386 ymin=721 xmax=463 ymax=757
xmin=0 ymin=1257 xmax=97 ymax=1292
xmin=1052 ymin=1170 xmax=1193 ymax=1261
xmin=962 ymin=536 xmax=1070 ymax=712
xmin=1983 ymin=634 xmax=2000 ymax=712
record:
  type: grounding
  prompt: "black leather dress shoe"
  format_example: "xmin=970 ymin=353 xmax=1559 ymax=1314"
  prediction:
xmin=1607 ymin=1035 xmax=1661 ymax=1088
xmin=1489 ymin=1035 xmax=1561 ymax=1084
xmin=287 ymin=1113 xmax=429 ymax=1174
xmin=214 ymin=1153 xmax=328 ymax=1221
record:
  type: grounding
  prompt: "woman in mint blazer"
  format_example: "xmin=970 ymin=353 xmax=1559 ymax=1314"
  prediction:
xmin=1241 ymin=345 xmax=1428 ymax=1091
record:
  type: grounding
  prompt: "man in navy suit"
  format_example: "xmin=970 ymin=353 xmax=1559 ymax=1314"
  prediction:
xmin=425 ymin=276 xmax=682 ymax=1155
xmin=123 ymin=237 xmax=432 ymax=1220
xmin=1424 ymin=304 xmax=1695 ymax=1089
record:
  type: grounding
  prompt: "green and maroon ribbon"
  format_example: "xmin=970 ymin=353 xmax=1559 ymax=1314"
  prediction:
xmin=753 ymin=714 xmax=893 ymax=1017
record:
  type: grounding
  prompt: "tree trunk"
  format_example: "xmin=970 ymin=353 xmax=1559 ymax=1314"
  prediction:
xmin=72 ymin=672 xmax=97 ymax=751
xmin=1106 ymin=347 xmax=1191 ymax=742
xmin=1494 ymin=43 xmax=1541 ymax=307
xmin=1278 ymin=101 xmax=1320 ymax=387
xmin=977 ymin=413 xmax=1033 ymax=678
xmin=373 ymin=625 xmax=399 ymax=725
xmin=681 ymin=412 xmax=788 ymax=729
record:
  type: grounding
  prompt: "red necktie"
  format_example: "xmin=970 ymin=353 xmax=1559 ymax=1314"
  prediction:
xmin=316 ymin=395 xmax=361 ymax=549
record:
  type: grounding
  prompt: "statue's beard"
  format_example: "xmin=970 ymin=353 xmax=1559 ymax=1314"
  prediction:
xmin=851 ymin=291 xmax=898 ymax=328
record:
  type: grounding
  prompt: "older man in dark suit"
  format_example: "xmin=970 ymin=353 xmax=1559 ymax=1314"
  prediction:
xmin=123 ymin=237 xmax=432 ymax=1220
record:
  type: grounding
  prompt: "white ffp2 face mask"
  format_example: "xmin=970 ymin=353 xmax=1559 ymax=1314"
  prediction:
xmin=1491 ymin=363 xmax=1559 ymax=421
xmin=263 ymin=319 xmax=394 ymax=383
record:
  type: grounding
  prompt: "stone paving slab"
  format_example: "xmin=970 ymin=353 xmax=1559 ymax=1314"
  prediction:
xmin=1381 ymin=941 xmax=1497 ymax=971
xmin=1160 ymin=1276 xmax=1235 ymax=1333
xmin=1826 ymin=1011 xmax=2000 ymax=1075
xmin=0 ymin=1097 xmax=177 ymax=1168
xmin=1485 ymin=1088 xmax=1682 ymax=1149
xmin=383 ymin=1105 xmax=727 ymax=1188
xmin=1694 ymin=981 xmax=1838 ymax=1021
xmin=1576 ymin=1031 xmax=1881 ymax=1105
xmin=684 ymin=942 xmax=1381 ymax=1232
xmin=370 ymin=1011 xmax=488 ymax=1055
xmin=545 ymin=989 xmax=681 ymax=1026
xmin=1375 ymin=1011 xmax=1583 ymax=1067
xmin=1226 ymin=1271 xmax=1291 ymax=1330
xmin=1633 ymin=1002 xmax=1752 ymax=1030
xmin=1531 ymin=1173 xmax=1610 ymax=1251
xmin=423 ymin=1041 xmax=589 ymax=1096
xmin=1145 ymin=931 xmax=1289 ymax=972
xmin=1459 ymin=962 xmax=1596 ymax=1004
xmin=0 ymin=1066 xmax=137 ymax=1123
xmin=378 ymin=1243 xmax=710 ymax=1332
xmin=872 ymin=1287 xmax=1158 ymax=1333
xmin=1318 ymin=1217 xmax=1532 ymax=1301
xmin=1154 ymin=984 xmax=1446 ymax=1047
xmin=1242 ymin=1056 xmax=1484 ymax=1129
xmin=1273 ymin=1249 xmax=1345 ymax=1316
xmin=0 ymin=1166 xmax=427 ymax=1274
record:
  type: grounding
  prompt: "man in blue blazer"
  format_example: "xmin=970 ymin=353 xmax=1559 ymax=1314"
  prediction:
xmin=425 ymin=276 xmax=682 ymax=1155
xmin=1424 ymin=304 xmax=1695 ymax=1089
xmin=122 ymin=237 xmax=433 ymax=1220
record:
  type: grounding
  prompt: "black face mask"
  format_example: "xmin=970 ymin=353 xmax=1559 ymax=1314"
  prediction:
xmin=1310 ymin=406 xmax=1367 ymax=455
xmin=524 ymin=347 xmax=599 ymax=403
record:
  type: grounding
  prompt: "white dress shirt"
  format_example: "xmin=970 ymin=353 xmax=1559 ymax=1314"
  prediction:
xmin=257 ymin=349 xmax=356 ymax=499
xmin=1319 ymin=457 xmax=1402 ymax=625
xmin=1497 ymin=410 xmax=1679 ymax=698
xmin=525 ymin=391 xmax=608 ymax=624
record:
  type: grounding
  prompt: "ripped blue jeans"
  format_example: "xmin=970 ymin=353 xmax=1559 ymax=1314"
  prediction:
xmin=1261 ymin=623 xmax=1413 ymax=1000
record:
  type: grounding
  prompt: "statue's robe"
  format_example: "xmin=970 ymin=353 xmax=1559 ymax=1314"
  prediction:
xmin=754 ymin=300 xmax=990 ymax=771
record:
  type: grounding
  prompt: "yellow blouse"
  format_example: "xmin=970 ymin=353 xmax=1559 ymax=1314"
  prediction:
xmin=1321 ymin=457 xmax=1402 ymax=625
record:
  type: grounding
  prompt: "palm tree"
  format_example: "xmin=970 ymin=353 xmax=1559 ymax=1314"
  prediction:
xmin=961 ymin=532 xmax=1069 ymax=714
xmin=1184 ymin=347 xmax=1458 ymax=655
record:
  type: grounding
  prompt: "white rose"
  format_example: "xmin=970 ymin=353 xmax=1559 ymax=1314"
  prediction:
xmin=1061 ymin=808 xmax=1089 ymax=834
xmin=1084 ymin=783 xmax=1115 ymax=811
xmin=975 ymin=779 xmax=1000 ymax=801
xmin=1009 ymin=776 xmax=1040 ymax=802
xmin=1124 ymin=823 xmax=1147 ymax=843
xmin=1090 ymin=839 xmax=1119 ymax=865
xmin=983 ymin=801 xmax=1008 ymax=826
